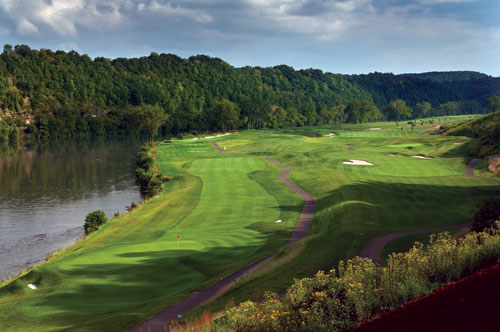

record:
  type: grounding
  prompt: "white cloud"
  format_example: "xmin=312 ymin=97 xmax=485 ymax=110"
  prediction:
xmin=0 ymin=0 xmax=125 ymax=37
xmin=420 ymin=0 xmax=478 ymax=3
xmin=140 ymin=1 xmax=213 ymax=23
xmin=242 ymin=0 xmax=373 ymax=40
xmin=17 ymin=18 xmax=39 ymax=35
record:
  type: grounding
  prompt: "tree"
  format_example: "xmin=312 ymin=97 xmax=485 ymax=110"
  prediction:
xmin=485 ymin=96 xmax=500 ymax=112
xmin=84 ymin=210 xmax=108 ymax=235
xmin=210 ymin=99 xmax=240 ymax=132
xmin=471 ymin=199 xmax=500 ymax=232
xmin=131 ymin=104 xmax=169 ymax=141
xmin=435 ymin=101 xmax=459 ymax=116
xmin=344 ymin=99 xmax=381 ymax=123
xmin=383 ymin=99 xmax=412 ymax=121
xmin=413 ymin=102 xmax=431 ymax=118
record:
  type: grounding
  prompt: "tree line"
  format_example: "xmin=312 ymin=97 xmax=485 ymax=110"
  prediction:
xmin=0 ymin=44 xmax=498 ymax=141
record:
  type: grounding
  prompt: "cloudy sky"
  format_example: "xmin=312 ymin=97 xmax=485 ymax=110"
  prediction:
xmin=0 ymin=0 xmax=498 ymax=75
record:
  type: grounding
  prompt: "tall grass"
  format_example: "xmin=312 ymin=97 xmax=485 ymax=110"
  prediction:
xmin=182 ymin=222 xmax=500 ymax=332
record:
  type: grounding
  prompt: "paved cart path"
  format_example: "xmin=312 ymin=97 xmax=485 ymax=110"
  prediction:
xmin=127 ymin=142 xmax=316 ymax=332
xmin=360 ymin=223 xmax=468 ymax=264
xmin=360 ymin=158 xmax=499 ymax=264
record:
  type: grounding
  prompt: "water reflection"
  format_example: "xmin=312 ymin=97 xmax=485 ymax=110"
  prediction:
xmin=0 ymin=138 xmax=143 ymax=279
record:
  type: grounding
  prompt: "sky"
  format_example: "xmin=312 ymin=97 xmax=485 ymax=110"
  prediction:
xmin=0 ymin=0 xmax=499 ymax=76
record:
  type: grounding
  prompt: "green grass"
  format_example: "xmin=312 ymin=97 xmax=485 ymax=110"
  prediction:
xmin=1 ymin=115 xmax=499 ymax=331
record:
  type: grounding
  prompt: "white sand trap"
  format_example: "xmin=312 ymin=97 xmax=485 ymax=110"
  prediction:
xmin=343 ymin=159 xmax=374 ymax=166
xmin=370 ymin=128 xmax=382 ymax=130
xmin=389 ymin=154 xmax=397 ymax=157
xmin=454 ymin=142 xmax=461 ymax=145
xmin=325 ymin=133 xmax=335 ymax=137
xmin=28 ymin=284 xmax=37 ymax=289
xmin=195 ymin=132 xmax=236 ymax=140
xmin=411 ymin=156 xmax=432 ymax=160
xmin=275 ymin=219 xmax=282 ymax=223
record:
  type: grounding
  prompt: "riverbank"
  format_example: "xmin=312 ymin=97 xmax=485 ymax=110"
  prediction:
xmin=0 ymin=139 xmax=142 ymax=280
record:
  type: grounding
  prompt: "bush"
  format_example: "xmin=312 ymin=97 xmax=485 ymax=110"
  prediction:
xmin=83 ymin=210 xmax=108 ymax=235
xmin=135 ymin=143 xmax=168 ymax=197
xmin=472 ymin=199 xmax=500 ymax=232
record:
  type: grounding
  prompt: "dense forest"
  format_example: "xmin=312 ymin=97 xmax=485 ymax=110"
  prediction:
xmin=0 ymin=44 xmax=499 ymax=141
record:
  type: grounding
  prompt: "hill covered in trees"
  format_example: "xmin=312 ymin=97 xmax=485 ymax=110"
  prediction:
xmin=0 ymin=44 xmax=498 ymax=140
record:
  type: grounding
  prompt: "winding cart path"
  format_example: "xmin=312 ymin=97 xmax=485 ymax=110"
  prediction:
xmin=360 ymin=158 xmax=500 ymax=263
xmin=127 ymin=142 xmax=316 ymax=332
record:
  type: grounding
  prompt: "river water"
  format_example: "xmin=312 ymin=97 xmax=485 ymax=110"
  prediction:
xmin=0 ymin=139 xmax=143 ymax=279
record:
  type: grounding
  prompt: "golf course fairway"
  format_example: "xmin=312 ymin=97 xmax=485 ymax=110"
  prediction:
xmin=1 ymin=118 xmax=499 ymax=331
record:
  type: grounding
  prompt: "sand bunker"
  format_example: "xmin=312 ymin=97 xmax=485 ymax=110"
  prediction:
xmin=28 ymin=284 xmax=37 ymax=289
xmin=389 ymin=154 xmax=397 ymax=157
xmin=411 ymin=156 xmax=432 ymax=160
xmin=370 ymin=128 xmax=382 ymax=130
xmin=275 ymin=219 xmax=282 ymax=223
xmin=343 ymin=159 xmax=374 ymax=166
xmin=325 ymin=133 xmax=335 ymax=137
xmin=192 ymin=132 xmax=236 ymax=140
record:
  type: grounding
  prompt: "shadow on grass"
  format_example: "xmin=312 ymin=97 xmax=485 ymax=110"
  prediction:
xmin=16 ymin=242 xmax=271 ymax=331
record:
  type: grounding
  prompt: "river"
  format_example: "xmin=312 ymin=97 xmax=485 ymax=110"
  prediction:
xmin=0 ymin=138 xmax=143 ymax=280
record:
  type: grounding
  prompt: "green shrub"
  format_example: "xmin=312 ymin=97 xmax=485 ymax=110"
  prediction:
xmin=472 ymin=199 xmax=500 ymax=232
xmin=134 ymin=143 xmax=168 ymax=197
xmin=83 ymin=210 xmax=108 ymax=235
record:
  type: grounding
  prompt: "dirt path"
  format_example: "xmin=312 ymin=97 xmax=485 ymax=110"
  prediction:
xmin=359 ymin=223 xmax=468 ymax=264
xmin=360 ymin=158 xmax=500 ymax=264
xmin=127 ymin=142 xmax=316 ymax=332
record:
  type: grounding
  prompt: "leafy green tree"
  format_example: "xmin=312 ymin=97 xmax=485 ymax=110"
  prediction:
xmin=84 ymin=210 xmax=108 ymax=235
xmin=345 ymin=99 xmax=381 ymax=123
xmin=383 ymin=99 xmax=412 ymax=121
xmin=485 ymin=96 xmax=500 ymax=112
xmin=413 ymin=102 xmax=431 ymax=118
xmin=131 ymin=104 xmax=169 ymax=141
xmin=211 ymin=99 xmax=240 ymax=132
xmin=435 ymin=101 xmax=459 ymax=116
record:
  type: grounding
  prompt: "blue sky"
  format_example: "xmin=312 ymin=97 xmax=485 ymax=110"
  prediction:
xmin=0 ymin=0 xmax=498 ymax=75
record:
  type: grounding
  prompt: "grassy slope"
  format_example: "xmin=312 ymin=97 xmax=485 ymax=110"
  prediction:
xmin=189 ymin=120 xmax=500 ymax=317
xmin=0 ymin=139 xmax=301 ymax=332
xmin=444 ymin=111 xmax=500 ymax=157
